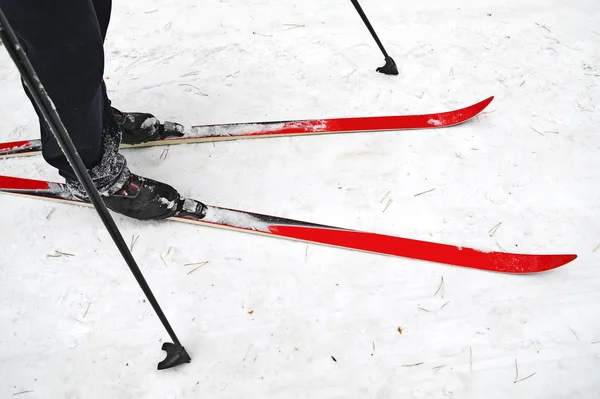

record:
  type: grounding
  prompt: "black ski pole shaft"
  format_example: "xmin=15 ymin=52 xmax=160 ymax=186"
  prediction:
xmin=0 ymin=7 xmax=189 ymax=370
xmin=350 ymin=0 xmax=389 ymax=57
xmin=349 ymin=0 xmax=398 ymax=75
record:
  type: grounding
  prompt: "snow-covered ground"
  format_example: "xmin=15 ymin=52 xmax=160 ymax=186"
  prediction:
xmin=1 ymin=0 xmax=599 ymax=397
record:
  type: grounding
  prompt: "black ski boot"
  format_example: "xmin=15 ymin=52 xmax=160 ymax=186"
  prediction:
xmin=111 ymin=107 xmax=185 ymax=145
xmin=103 ymin=173 xmax=183 ymax=220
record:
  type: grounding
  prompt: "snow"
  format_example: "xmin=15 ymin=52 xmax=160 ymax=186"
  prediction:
xmin=190 ymin=120 xmax=328 ymax=138
xmin=0 ymin=0 xmax=599 ymax=397
xmin=192 ymin=121 xmax=289 ymax=137
xmin=204 ymin=206 xmax=270 ymax=232
xmin=140 ymin=116 xmax=158 ymax=130
xmin=159 ymin=196 xmax=176 ymax=211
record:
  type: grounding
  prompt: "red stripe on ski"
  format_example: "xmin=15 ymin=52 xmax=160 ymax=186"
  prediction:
xmin=0 ymin=139 xmax=33 ymax=152
xmin=0 ymin=174 xmax=51 ymax=190
xmin=227 ymin=96 xmax=494 ymax=137
xmin=268 ymin=225 xmax=576 ymax=273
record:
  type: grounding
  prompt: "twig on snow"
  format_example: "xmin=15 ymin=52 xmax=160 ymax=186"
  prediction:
xmin=382 ymin=199 xmax=393 ymax=213
xmin=181 ymin=70 xmax=201 ymax=77
xmin=160 ymin=246 xmax=171 ymax=267
xmin=184 ymin=261 xmax=209 ymax=267
xmin=576 ymin=100 xmax=593 ymax=112
xmin=488 ymin=222 xmax=502 ymax=237
xmin=242 ymin=344 xmax=253 ymax=362
xmin=46 ymin=207 xmax=56 ymax=220
xmin=343 ymin=69 xmax=356 ymax=80
xmin=178 ymin=83 xmax=208 ymax=96
xmin=514 ymin=358 xmax=536 ymax=383
xmin=496 ymin=242 xmax=508 ymax=253
xmin=528 ymin=126 xmax=544 ymax=135
xmin=283 ymin=24 xmax=306 ymax=31
xmin=414 ymin=188 xmax=436 ymax=197
xmin=130 ymin=234 xmax=139 ymax=252
xmin=12 ymin=390 xmax=34 ymax=396
xmin=252 ymin=31 xmax=273 ymax=37
xmin=569 ymin=327 xmax=580 ymax=341
xmin=187 ymin=261 xmax=209 ymax=275
xmin=434 ymin=276 xmax=444 ymax=297
xmin=380 ymin=191 xmax=391 ymax=203
xmin=47 ymin=250 xmax=75 ymax=258
xmin=535 ymin=22 xmax=551 ymax=33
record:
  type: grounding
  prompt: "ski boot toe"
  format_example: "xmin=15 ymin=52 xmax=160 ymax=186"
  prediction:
xmin=112 ymin=107 xmax=161 ymax=144
xmin=112 ymin=107 xmax=184 ymax=145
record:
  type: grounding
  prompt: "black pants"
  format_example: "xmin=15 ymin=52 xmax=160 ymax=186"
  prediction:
xmin=0 ymin=0 xmax=116 ymax=179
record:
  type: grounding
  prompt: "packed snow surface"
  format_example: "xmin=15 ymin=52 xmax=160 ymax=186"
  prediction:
xmin=0 ymin=0 xmax=599 ymax=397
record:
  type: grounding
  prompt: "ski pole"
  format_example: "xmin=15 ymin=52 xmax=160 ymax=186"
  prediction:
xmin=0 ymin=7 xmax=190 ymax=371
xmin=349 ymin=0 xmax=398 ymax=75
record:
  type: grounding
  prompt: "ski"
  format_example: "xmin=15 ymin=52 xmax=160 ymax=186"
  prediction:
xmin=0 ymin=97 xmax=493 ymax=159
xmin=0 ymin=173 xmax=576 ymax=273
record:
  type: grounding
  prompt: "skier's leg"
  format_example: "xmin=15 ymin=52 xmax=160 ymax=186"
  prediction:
xmin=1 ymin=0 xmax=185 ymax=220
xmin=92 ymin=0 xmax=112 ymax=42
xmin=90 ymin=0 xmax=125 ymax=140
xmin=0 ymin=0 xmax=113 ymax=177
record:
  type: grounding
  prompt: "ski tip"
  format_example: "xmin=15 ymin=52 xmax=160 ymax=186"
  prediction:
xmin=441 ymin=96 xmax=495 ymax=127
xmin=536 ymin=253 xmax=577 ymax=273
xmin=552 ymin=254 xmax=578 ymax=268
xmin=491 ymin=252 xmax=578 ymax=274
xmin=474 ymin=96 xmax=494 ymax=112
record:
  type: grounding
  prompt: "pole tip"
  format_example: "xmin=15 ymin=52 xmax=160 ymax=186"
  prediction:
xmin=376 ymin=56 xmax=399 ymax=75
xmin=157 ymin=342 xmax=191 ymax=370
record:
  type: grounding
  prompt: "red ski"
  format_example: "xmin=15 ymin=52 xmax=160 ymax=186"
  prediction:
xmin=0 ymin=97 xmax=493 ymax=158
xmin=0 ymin=173 xmax=576 ymax=274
